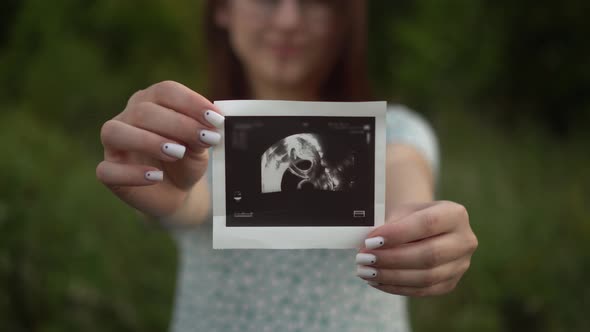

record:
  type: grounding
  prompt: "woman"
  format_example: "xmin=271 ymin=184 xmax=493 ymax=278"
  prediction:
xmin=97 ymin=0 xmax=478 ymax=331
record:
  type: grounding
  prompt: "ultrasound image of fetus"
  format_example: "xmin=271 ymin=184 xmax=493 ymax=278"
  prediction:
xmin=260 ymin=133 xmax=358 ymax=193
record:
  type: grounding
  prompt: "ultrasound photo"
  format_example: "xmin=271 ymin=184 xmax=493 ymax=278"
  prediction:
xmin=225 ymin=116 xmax=375 ymax=227
xmin=211 ymin=100 xmax=386 ymax=249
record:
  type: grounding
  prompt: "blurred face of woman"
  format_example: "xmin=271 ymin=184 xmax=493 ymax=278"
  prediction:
xmin=216 ymin=0 xmax=344 ymax=98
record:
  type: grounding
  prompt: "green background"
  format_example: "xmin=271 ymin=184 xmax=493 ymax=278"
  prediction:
xmin=1 ymin=1 xmax=589 ymax=331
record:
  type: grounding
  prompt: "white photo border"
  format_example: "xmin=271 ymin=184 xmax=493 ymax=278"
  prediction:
xmin=212 ymin=100 xmax=386 ymax=249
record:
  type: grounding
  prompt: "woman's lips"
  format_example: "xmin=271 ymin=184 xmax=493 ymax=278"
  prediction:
xmin=270 ymin=44 xmax=302 ymax=58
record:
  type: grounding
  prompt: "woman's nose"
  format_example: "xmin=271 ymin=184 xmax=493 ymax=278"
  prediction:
xmin=272 ymin=0 xmax=303 ymax=29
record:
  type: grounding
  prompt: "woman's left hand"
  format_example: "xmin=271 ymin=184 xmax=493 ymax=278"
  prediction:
xmin=356 ymin=201 xmax=478 ymax=297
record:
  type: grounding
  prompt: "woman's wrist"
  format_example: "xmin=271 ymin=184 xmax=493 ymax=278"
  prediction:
xmin=161 ymin=177 xmax=212 ymax=227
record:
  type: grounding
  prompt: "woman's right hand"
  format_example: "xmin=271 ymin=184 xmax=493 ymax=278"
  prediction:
xmin=96 ymin=81 xmax=225 ymax=219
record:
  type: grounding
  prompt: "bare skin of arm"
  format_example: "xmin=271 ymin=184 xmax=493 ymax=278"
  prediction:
xmin=160 ymin=175 xmax=211 ymax=226
xmin=385 ymin=143 xmax=434 ymax=220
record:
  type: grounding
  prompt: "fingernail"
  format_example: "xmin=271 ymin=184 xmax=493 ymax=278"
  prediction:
xmin=204 ymin=110 xmax=225 ymax=129
xmin=367 ymin=281 xmax=380 ymax=286
xmin=200 ymin=130 xmax=221 ymax=145
xmin=365 ymin=236 xmax=385 ymax=249
xmin=162 ymin=143 xmax=186 ymax=159
xmin=145 ymin=171 xmax=163 ymax=182
xmin=357 ymin=266 xmax=378 ymax=279
xmin=356 ymin=253 xmax=377 ymax=265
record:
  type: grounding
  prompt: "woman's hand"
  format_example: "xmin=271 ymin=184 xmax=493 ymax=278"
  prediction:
xmin=356 ymin=201 xmax=478 ymax=297
xmin=96 ymin=81 xmax=225 ymax=219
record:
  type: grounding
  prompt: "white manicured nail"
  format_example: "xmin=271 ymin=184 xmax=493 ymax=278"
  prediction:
xmin=200 ymin=130 xmax=221 ymax=145
xmin=162 ymin=143 xmax=186 ymax=159
xmin=356 ymin=253 xmax=377 ymax=265
xmin=145 ymin=171 xmax=163 ymax=182
xmin=365 ymin=236 xmax=385 ymax=249
xmin=357 ymin=266 xmax=378 ymax=279
xmin=204 ymin=110 xmax=225 ymax=129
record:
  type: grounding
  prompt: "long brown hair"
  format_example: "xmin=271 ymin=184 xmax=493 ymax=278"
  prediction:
xmin=203 ymin=0 xmax=372 ymax=101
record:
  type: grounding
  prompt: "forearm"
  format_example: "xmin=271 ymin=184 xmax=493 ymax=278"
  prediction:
xmin=385 ymin=144 xmax=434 ymax=219
xmin=161 ymin=176 xmax=212 ymax=226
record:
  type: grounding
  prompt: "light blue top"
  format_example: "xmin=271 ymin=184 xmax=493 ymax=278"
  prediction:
xmin=169 ymin=106 xmax=439 ymax=332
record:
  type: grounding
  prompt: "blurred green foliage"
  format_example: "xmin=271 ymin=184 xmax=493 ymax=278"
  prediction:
xmin=411 ymin=110 xmax=590 ymax=332
xmin=369 ymin=0 xmax=590 ymax=134
xmin=0 ymin=111 xmax=177 ymax=331
xmin=1 ymin=0 xmax=589 ymax=331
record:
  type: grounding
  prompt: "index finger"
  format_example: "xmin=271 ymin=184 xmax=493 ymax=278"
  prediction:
xmin=130 ymin=80 xmax=223 ymax=128
xmin=365 ymin=203 xmax=458 ymax=249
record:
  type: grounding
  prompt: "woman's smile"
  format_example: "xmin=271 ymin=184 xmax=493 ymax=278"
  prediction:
xmin=269 ymin=43 xmax=303 ymax=59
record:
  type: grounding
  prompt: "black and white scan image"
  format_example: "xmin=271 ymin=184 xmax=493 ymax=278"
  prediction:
xmin=225 ymin=116 xmax=375 ymax=227
xmin=261 ymin=133 xmax=357 ymax=193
